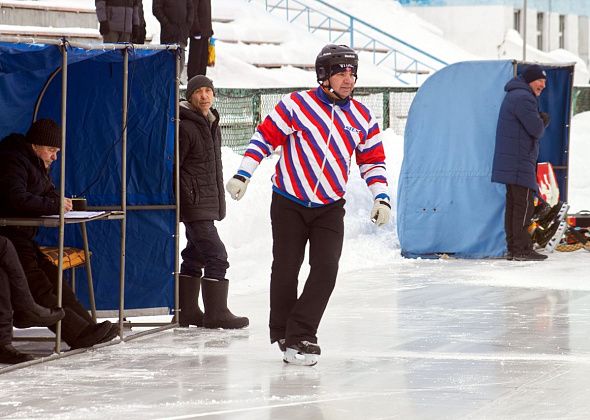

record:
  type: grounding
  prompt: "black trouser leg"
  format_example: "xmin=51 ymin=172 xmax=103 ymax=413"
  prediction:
xmin=182 ymin=220 xmax=229 ymax=281
xmin=0 ymin=268 xmax=13 ymax=345
xmin=187 ymin=37 xmax=208 ymax=80
xmin=506 ymin=184 xmax=535 ymax=254
xmin=0 ymin=236 xmax=36 ymax=310
xmin=269 ymin=193 xmax=345 ymax=345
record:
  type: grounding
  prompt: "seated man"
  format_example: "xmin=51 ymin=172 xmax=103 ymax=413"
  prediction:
xmin=0 ymin=236 xmax=65 ymax=364
xmin=0 ymin=119 xmax=119 ymax=349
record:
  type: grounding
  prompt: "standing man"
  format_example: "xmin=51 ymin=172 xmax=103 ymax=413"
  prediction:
xmin=0 ymin=119 xmax=119 ymax=349
xmin=95 ymin=0 xmax=140 ymax=43
xmin=226 ymin=44 xmax=391 ymax=366
xmin=153 ymin=0 xmax=194 ymax=78
xmin=187 ymin=0 xmax=213 ymax=79
xmin=177 ymin=75 xmax=249 ymax=330
xmin=492 ymin=64 xmax=550 ymax=261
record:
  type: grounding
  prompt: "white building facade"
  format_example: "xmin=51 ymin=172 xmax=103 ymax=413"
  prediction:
xmin=399 ymin=0 xmax=590 ymax=65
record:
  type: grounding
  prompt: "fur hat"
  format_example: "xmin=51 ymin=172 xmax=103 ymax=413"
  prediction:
xmin=186 ymin=75 xmax=215 ymax=100
xmin=25 ymin=119 xmax=61 ymax=148
xmin=522 ymin=64 xmax=547 ymax=83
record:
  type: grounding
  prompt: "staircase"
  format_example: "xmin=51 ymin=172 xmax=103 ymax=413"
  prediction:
xmin=0 ymin=1 xmax=101 ymax=43
xmin=246 ymin=0 xmax=448 ymax=85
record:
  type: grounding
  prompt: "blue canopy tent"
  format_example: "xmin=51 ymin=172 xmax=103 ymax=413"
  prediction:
xmin=0 ymin=40 xmax=180 ymax=315
xmin=397 ymin=60 xmax=574 ymax=258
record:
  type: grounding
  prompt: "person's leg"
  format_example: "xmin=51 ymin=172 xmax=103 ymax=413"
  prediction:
xmin=187 ymin=37 xmax=208 ymax=79
xmin=269 ymin=193 xmax=309 ymax=344
xmin=0 ymin=268 xmax=13 ymax=347
xmin=510 ymin=185 xmax=535 ymax=254
xmin=185 ymin=221 xmax=229 ymax=281
xmin=504 ymin=185 xmax=514 ymax=255
xmin=0 ymin=236 xmax=36 ymax=309
xmin=180 ymin=223 xmax=205 ymax=278
xmin=284 ymin=199 xmax=345 ymax=346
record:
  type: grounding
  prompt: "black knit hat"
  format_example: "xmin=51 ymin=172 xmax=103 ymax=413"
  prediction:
xmin=522 ymin=64 xmax=547 ymax=83
xmin=25 ymin=119 xmax=62 ymax=148
xmin=186 ymin=75 xmax=215 ymax=100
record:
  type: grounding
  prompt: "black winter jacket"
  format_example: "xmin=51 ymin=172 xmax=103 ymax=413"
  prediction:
xmin=0 ymin=134 xmax=60 ymax=240
xmin=178 ymin=102 xmax=225 ymax=222
xmin=153 ymin=0 xmax=194 ymax=44
xmin=492 ymin=76 xmax=546 ymax=190
xmin=95 ymin=0 xmax=140 ymax=34
xmin=191 ymin=0 xmax=213 ymax=38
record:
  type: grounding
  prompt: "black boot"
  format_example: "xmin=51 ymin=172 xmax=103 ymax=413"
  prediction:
xmin=13 ymin=304 xmax=65 ymax=329
xmin=178 ymin=274 xmax=204 ymax=327
xmin=201 ymin=278 xmax=249 ymax=329
xmin=0 ymin=344 xmax=34 ymax=364
xmin=68 ymin=321 xmax=113 ymax=350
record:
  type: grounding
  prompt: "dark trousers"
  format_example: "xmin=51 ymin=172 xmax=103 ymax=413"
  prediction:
xmin=187 ymin=36 xmax=209 ymax=80
xmin=269 ymin=192 xmax=345 ymax=346
xmin=181 ymin=220 xmax=229 ymax=280
xmin=0 ymin=236 xmax=38 ymax=345
xmin=505 ymin=184 xmax=535 ymax=254
xmin=6 ymin=235 xmax=94 ymax=344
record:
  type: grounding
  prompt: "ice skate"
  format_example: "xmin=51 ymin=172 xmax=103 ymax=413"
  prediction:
xmin=283 ymin=341 xmax=321 ymax=366
xmin=543 ymin=220 xmax=568 ymax=253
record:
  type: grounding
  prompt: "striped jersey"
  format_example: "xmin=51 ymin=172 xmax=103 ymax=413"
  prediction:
xmin=237 ymin=87 xmax=389 ymax=207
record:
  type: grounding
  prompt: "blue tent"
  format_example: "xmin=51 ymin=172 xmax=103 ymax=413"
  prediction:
xmin=0 ymin=41 xmax=179 ymax=311
xmin=397 ymin=60 xmax=574 ymax=258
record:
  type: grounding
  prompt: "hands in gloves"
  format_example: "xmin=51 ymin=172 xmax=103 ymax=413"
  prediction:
xmin=226 ymin=175 xmax=250 ymax=201
xmin=539 ymin=112 xmax=550 ymax=127
xmin=370 ymin=199 xmax=391 ymax=227
xmin=99 ymin=21 xmax=110 ymax=36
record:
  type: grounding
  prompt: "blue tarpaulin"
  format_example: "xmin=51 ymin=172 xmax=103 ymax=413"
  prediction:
xmin=397 ymin=60 xmax=573 ymax=258
xmin=0 ymin=42 xmax=178 ymax=310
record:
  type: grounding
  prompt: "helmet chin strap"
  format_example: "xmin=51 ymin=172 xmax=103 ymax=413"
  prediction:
xmin=321 ymin=81 xmax=348 ymax=101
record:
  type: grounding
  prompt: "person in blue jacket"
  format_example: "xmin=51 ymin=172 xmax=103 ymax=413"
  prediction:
xmin=492 ymin=64 xmax=550 ymax=261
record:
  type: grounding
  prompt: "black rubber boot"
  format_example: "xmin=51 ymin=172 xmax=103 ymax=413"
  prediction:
xmin=201 ymin=278 xmax=249 ymax=329
xmin=178 ymin=274 xmax=204 ymax=327
xmin=13 ymin=304 xmax=65 ymax=329
xmin=0 ymin=344 xmax=34 ymax=364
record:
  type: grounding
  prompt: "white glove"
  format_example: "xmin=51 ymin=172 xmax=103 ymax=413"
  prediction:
xmin=370 ymin=199 xmax=391 ymax=227
xmin=226 ymin=174 xmax=250 ymax=201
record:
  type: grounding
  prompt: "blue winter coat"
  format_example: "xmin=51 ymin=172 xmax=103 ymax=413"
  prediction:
xmin=491 ymin=76 xmax=545 ymax=190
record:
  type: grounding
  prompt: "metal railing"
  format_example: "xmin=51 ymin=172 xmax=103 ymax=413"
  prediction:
xmin=246 ymin=0 xmax=448 ymax=85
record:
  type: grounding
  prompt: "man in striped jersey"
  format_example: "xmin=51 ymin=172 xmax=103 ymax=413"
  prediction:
xmin=226 ymin=44 xmax=391 ymax=366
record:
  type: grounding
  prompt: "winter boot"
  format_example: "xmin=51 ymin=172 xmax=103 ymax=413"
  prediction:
xmin=13 ymin=304 xmax=65 ymax=329
xmin=283 ymin=341 xmax=321 ymax=366
xmin=178 ymin=274 xmax=204 ymax=327
xmin=201 ymin=278 xmax=249 ymax=329
xmin=0 ymin=344 xmax=34 ymax=364
xmin=68 ymin=320 xmax=113 ymax=350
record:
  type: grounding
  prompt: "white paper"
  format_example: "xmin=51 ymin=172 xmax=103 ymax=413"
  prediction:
xmin=42 ymin=211 xmax=106 ymax=219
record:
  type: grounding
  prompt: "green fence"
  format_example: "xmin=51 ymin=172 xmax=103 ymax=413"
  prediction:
xmin=182 ymin=86 xmax=590 ymax=153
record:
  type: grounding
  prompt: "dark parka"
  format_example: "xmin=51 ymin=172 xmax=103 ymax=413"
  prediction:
xmin=153 ymin=0 xmax=194 ymax=44
xmin=95 ymin=0 xmax=140 ymax=34
xmin=0 ymin=134 xmax=60 ymax=239
xmin=492 ymin=76 xmax=546 ymax=190
xmin=190 ymin=0 xmax=213 ymax=38
xmin=178 ymin=102 xmax=225 ymax=222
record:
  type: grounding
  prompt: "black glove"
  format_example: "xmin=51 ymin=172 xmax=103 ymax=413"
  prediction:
xmin=539 ymin=112 xmax=550 ymax=127
xmin=99 ymin=21 xmax=109 ymax=36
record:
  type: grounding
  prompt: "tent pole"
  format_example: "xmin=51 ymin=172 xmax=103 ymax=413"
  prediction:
xmin=54 ymin=41 xmax=68 ymax=354
xmin=174 ymin=48 xmax=180 ymax=326
xmin=119 ymin=47 xmax=129 ymax=338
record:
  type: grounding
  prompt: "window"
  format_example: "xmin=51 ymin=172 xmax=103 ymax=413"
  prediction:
xmin=514 ymin=9 xmax=521 ymax=34
xmin=559 ymin=15 xmax=565 ymax=49
xmin=537 ymin=12 xmax=544 ymax=50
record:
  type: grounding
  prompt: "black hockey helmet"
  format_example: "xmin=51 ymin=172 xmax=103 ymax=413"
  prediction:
xmin=315 ymin=44 xmax=358 ymax=83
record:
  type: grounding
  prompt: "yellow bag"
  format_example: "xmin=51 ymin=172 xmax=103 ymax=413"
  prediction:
xmin=208 ymin=37 xmax=216 ymax=67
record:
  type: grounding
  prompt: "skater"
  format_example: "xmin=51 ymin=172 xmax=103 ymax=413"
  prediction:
xmin=226 ymin=44 xmax=391 ymax=365
xmin=177 ymin=75 xmax=248 ymax=330
xmin=492 ymin=64 xmax=550 ymax=261
xmin=0 ymin=119 xmax=119 ymax=349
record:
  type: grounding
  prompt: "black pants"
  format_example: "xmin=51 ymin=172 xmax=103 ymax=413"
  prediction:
xmin=187 ymin=36 xmax=208 ymax=80
xmin=0 ymin=236 xmax=38 ymax=345
xmin=181 ymin=220 xmax=229 ymax=280
xmin=269 ymin=192 xmax=345 ymax=347
xmin=505 ymin=184 xmax=535 ymax=254
xmin=5 ymin=235 xmax=94 ymax=345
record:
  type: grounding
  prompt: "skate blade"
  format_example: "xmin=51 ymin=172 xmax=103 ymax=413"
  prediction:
xmin=283 ymin=348 xmax=319 ymax=366
xmin=545 ymin=221 xmax=568 ymax=253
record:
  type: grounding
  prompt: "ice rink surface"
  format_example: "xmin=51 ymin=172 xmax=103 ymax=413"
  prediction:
xmin=1 ymin=253 xmax=589 ymax=420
